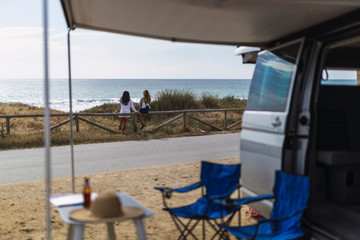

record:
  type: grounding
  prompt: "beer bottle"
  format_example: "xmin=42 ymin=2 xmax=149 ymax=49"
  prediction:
xmin=83 ymin=178 xmax=91 ymax=209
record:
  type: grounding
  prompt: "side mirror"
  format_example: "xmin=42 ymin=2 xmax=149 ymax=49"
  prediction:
xmin=235 ymin=46 xmax=260 ymax=64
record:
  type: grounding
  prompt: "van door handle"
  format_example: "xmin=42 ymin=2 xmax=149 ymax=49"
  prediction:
xmin=272 ymin=117 xmax=281 ymax=127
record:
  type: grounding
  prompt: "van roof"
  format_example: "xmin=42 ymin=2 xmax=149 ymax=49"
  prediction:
xmin=60 ymin=0 xmax=360 ymax=47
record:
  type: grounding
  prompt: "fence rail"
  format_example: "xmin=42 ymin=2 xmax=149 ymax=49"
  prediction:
xmin=0 ymin=108 xmax=245 ymax=135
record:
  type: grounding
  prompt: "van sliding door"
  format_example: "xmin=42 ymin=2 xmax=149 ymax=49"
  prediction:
xmin=240 ymin=39 xmax=304 ymax=195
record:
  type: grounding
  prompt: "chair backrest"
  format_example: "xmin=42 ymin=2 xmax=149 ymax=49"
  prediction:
xmin=271 ymin=171 xmax=310 ymax=232
xmin=200 ymin=161 xmax=241 ymax=197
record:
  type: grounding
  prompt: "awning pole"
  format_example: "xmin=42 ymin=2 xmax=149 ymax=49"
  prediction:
xmin=43 ymin=0 xmax=51 ymax=239
xmin=67 ymin=29 xmax=75 ymax=193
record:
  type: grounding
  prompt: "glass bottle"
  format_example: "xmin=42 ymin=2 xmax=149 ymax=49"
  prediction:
xmin=83 ymin=178 xmax=91 ymax=209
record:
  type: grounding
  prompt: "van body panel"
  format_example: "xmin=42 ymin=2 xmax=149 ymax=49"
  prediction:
xmin=242 ymin=111 xmax=287 ymax=133
xmin=240 ymin=132 xmax=283 ymax=159
xmin=240 ymin=129 xmax=283 ymax=194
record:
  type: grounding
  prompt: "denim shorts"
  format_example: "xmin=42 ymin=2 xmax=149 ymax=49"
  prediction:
xmin=139 ymin=106 xmax=149 ymax=113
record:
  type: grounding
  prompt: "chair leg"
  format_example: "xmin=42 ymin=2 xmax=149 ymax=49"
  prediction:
xmin=207 ymin=220 xmax=225 ymax=240
xmin=178 ymin=218 xmax=201 ymax=240
xmin=215 ymin=208 xmax=240 ymax=240
xmin=170 ymin=216 xmax=234 ymax=240
xmin=168 ymin=213 xmax=235 ymax=240
xmin=169 ymin=214 xmax=200 ymax=240
xmin=207 ymin=218 xmax=236 ymax=240
xmin=202 ymin=219 xmax=205 ymax=240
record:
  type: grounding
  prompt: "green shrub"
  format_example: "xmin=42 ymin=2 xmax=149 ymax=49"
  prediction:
xmin=220 ymin=95 xmax=247 ymax=108
xmin=200 ymin=92 xmax=220 ymax=109
xmin=152 ymin=89 xmax=198 ymax=111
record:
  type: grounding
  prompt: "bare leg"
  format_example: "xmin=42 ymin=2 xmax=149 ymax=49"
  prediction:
xmin=139 ymin=115 xmax=146 ymax=130
xmin=118 ymin=118 xmax=123 ymax=132
xmin=138 ymin=115 xmax=145 ymax=126
xmin=122 ymin=118 xmax=128 ymax=133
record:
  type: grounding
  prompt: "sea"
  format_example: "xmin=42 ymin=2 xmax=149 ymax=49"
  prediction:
xmin=0 ymin=79 xmax=252 ymax=112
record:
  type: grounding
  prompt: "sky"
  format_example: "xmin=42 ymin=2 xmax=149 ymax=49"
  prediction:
xmin=0 ymin=0 xmax=256 ymax=80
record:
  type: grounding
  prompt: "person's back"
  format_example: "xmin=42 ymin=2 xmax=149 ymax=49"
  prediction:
xmin=118 ymin=91 xmax=137 ymax=133
xmin=138 ymin=90 xmax=151 ymax=130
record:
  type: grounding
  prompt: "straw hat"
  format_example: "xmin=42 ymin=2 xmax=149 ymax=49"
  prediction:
xmin=69 ymin=192 xmax=145 ymax=223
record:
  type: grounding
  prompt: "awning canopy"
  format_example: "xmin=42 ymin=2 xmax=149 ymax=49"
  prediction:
xmin=60 ymin=0 xmax=360 ymax=47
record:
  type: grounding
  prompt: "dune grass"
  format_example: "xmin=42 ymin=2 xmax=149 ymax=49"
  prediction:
xmin=150 ymin=89 xmax=199 ymax=111
xmin=0 ymin=91 xmax=246 ymax=150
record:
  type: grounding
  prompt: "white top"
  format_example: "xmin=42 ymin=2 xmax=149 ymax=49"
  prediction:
xmin=139 ymin=98 xmax=150 ymax=109
xmin=119 ymin=99 xmax=137 ymax=114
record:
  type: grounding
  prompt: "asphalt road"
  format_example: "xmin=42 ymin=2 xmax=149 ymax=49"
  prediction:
xmin=0 ymin=133 xmax=240 ymax=184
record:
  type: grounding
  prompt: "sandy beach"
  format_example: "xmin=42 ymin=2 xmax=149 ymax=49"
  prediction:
xmin=0 ymin=158 xmax=257 ymax=240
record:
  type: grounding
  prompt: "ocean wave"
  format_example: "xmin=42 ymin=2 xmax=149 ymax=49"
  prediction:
xmin=76 ymin=98 xmax=117 ymax=103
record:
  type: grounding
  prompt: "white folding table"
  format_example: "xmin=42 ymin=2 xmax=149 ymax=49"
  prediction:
xmin=50 ymin=193 xmax=154 ymax=240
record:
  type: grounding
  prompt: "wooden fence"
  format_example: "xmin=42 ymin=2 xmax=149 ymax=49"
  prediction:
xmin=0 ymin=108 xmax=245 ymax=135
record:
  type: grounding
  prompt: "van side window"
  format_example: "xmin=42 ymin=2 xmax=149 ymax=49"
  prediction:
xmin=321 ymin=69 xmax=357 ymax=86
xmin=246 ymin=42 xmax=301 ymax=112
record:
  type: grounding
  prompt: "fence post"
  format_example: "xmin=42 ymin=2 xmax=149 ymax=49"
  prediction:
xmin=224 ymin=110 xmax=227 ymax=130
xmin=6 ymin=117 xmax=10 ymax=135
xmin=183 ymin=112 xmax=186 ymax=129
xmin=133 ymin=115 xmax=137 ymax=131
xmin=75 ymin=114 xmax=79 ymax=133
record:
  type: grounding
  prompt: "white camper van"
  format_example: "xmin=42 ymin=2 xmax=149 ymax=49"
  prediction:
xmin=239 ymin=17 xmax=360 ymax=240
xmin=60 ymin=0 xmax=360 ymax=238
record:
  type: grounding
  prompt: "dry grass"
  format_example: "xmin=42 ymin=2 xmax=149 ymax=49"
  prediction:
xmin=0 ymin=102 xmax=243 ymax=150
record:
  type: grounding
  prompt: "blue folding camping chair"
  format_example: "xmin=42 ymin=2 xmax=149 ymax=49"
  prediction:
xmin=154 ymin=161 xmax=241 ymax=240
xmin=215 ymin=171 xmax=310 ymax=240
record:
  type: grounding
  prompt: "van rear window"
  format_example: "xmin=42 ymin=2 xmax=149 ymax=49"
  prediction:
xmin=246 ymin=42 xmax=301 ymax=112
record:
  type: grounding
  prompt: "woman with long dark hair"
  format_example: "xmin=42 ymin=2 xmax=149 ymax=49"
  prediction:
xmin=118 ymin=91 xmax=137 ymax=133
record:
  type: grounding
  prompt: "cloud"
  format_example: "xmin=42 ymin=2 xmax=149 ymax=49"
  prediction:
xmin=0 ymin=26 xmax=68 ymax=57
xmin=50 ymin=30 xmax=107 ymax=40
xmin=0 ymin=27 xmax=43 ymax=54
xmin=71 ymin=31 xmax=107 ymax=38
xmin=0 ymin=26 xmax=253 ymax=79
xmin=0 ymin=26 xmax=43 ymax=39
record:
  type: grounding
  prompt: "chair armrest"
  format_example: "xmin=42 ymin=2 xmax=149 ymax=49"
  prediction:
xmin=154 ymin=182 xmax=202 ymax=208
xmin=154 ymin=182 xmax=202 ymax=193
xmin=257 ymin=205 xmax=309 ymax=225
xmin=209 ymin=184 xmax=242 ymax=200
xmin=213 ymin=194 xmax=274 ymax=207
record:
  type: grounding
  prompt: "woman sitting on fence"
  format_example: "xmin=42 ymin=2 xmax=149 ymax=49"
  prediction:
xmin=138 ymin=90 xmax=151 ymax=130
xmin=118 ymin=91 xmax=137 ymax=133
